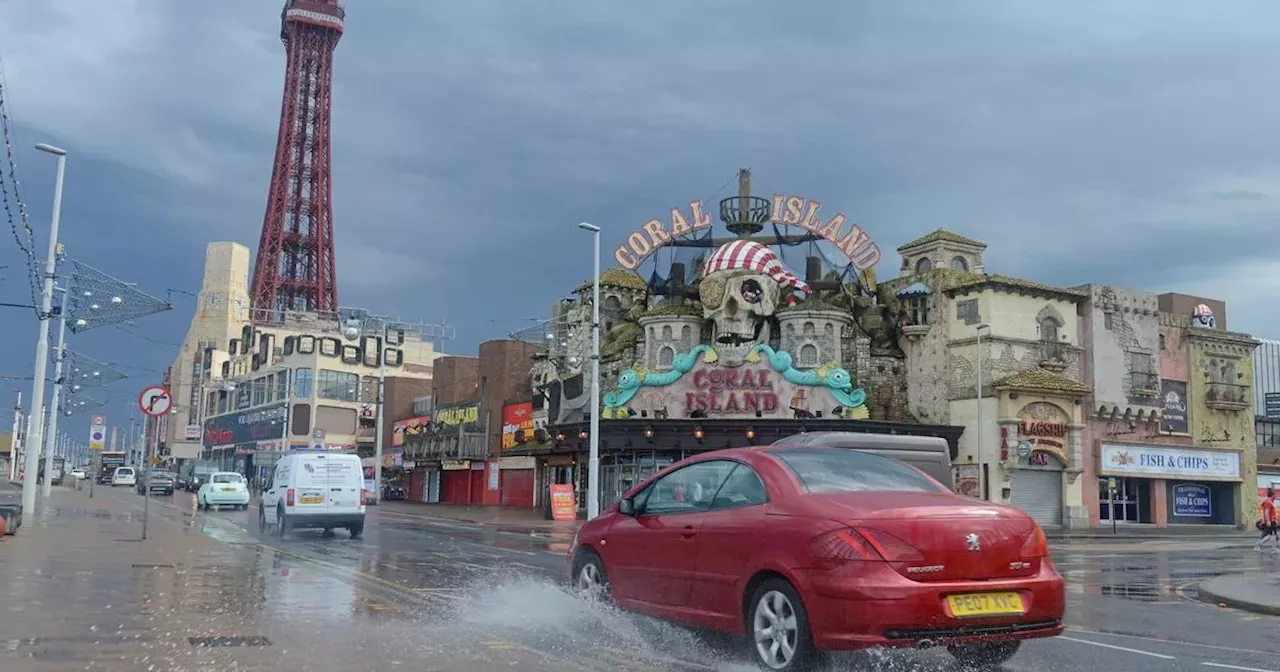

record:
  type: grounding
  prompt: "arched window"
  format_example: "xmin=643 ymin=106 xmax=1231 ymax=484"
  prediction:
xmin=661 ymin=325 xmax=673 ymax=340
xmin=951 ymin=256 xmax=968 ymax=271
xmin=681 ymin=325 xmax=691 ymax=341
xmin=604 ymin=295 xmax=623 ymax=315
xmin=798 ymin=344 xmax=819 ymax=368
xmin=824 ymin=323 xmax=834 ymax=338
xmin=658 ymin=346 xmax=675 ymax=369
xmin=802 ymin=321 xmax=816 ymax=337
xmin=1039 ymin=318 xmax=1059 ymax=342
xmin=915 ymin=258 xmax=932 ymax=273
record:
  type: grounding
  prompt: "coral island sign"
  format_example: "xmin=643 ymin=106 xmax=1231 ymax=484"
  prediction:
xmin=602 ymin=344 xmax=869 ymax=420
xmin=613 ymin=194 xmax=882 ymax=272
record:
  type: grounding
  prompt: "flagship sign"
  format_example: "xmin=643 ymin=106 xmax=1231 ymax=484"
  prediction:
xmin=613 ymin=194 xmax=882 ymax=271
xmin=614 ymin=360 xmax=859 ymax=420
xmin=686 ymin=367 xmax=781 ymax=415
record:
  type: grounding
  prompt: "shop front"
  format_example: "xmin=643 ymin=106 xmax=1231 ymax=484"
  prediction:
xmin=441 ymin=459 xmax=485 ymax=504
xmin=1098 ymin=443 xmax=1241 ymax=527
xmin=994 ymin=391 xmax=1088 ymax=530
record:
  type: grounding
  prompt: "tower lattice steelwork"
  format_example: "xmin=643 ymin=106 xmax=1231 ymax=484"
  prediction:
xmin=250 ymin=0 xmax=345 ymax=319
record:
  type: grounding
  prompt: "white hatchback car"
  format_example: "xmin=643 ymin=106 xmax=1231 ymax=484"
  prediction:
xmin=112 ymin=467 xmax=136 ymax=487
xmin=197 ymin=472 xmax=251 ymax=510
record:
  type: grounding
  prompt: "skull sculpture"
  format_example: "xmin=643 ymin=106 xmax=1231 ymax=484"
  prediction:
xmin=699 ymin=240 xmax=811 ymax=366
xmin=701 ymin=269 xmax=781 ymax=366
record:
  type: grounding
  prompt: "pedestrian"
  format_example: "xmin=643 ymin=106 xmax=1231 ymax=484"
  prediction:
xmin=1255 ymin=487 xmax=1279 ymax=553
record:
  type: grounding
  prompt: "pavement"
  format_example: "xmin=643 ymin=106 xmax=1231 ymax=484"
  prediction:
xmin=5 ymin=485 xmax=1280 ymax=671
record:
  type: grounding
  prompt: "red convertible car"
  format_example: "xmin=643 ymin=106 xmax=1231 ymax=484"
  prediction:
xmin=568 ymin=446 xmax=1064 ymax=670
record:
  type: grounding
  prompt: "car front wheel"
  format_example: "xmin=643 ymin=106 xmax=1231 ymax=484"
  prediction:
xmin=258 ymin=506 xmax=268 ymax=533
xmin=748 ymin=579 xmax=819 ymax=671
xmin=947 ymin=641 xmax=1021 ymax=667
xmin=572 ymin=551 xmax=610 ymax=602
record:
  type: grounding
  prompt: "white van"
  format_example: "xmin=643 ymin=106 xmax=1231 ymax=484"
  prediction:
xmin=259 ymin=452 xmax=365 ymax=538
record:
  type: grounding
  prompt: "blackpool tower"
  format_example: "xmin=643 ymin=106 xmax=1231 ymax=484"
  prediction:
xmin=250 ymin=0 xmax=344 ymax=318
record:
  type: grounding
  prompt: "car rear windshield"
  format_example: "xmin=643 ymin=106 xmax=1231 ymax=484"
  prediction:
xmin=116 ymin=468 xmax=133 ymax=475
xmin=770 ymin=448 xmax=944 ymax=494
xmin=212 ymin=474 xmax=243 ymax=484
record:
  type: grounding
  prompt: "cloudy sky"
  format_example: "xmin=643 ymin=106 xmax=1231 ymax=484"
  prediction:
xmin=2 ymin=0 xmax=1280 ymax=436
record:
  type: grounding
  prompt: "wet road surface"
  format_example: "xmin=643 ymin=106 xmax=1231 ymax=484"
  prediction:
xmin=7 ymin=486 xmax=1280 ymax=671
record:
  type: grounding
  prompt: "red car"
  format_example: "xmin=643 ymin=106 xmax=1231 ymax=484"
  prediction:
xmin=568 ymin=445 xmax=1064 ymax=670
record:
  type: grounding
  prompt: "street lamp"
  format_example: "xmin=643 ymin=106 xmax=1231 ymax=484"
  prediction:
xmin=577 ymin=222 xmax=601 ymax=519
xmin=975 ymin=322 xmax=991 ymax=500
xmin=23 ymin=142 xmax=67 ymax=514
xmin=41 ymin=286 xmax=69 ymax=498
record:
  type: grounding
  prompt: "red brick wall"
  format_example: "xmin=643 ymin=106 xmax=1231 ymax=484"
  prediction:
xmin=477 ymin=339 xmax=539 ymax=459
xmin=432 ymin=356 xmax=480 ymax=406
xmin=383 ymin=376 xmax=432 ymax=447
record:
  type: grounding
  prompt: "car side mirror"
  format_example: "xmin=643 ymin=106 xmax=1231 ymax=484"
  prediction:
xmin=618 ymin=498 xmax=636 ymax=516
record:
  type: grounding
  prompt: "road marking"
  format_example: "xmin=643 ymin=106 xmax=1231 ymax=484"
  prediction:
xmin=1066 ymin=628 xmax=1279 ymax=658
xmin=1058 ymin=636 xmax=1175 ymax=659
xmin=1203 ymin=663 xmax=1271 ymax=672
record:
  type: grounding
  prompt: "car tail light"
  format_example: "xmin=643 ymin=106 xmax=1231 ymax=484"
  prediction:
xmin=810 ymin=527 xmax=923 ymax=562
xmin=1020 ymin=525 xmax=1048 ymax=558
xmin=286 ymin=488 xmax=295 ymax=507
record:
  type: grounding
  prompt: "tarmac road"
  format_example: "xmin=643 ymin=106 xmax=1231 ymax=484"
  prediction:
xmin=10 ymin=485 xmax=1280 ymax=671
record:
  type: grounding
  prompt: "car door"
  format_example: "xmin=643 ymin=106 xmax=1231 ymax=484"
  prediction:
xmin=687 ymin=463 xmax=771 ymax=619
xmin=602 ymin=460 xmax=737 ymax=609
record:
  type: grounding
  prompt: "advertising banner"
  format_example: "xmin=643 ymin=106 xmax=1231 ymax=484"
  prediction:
xmin=1266 ymin=392 xmax=1280 ymax=420
xmin=1160 ymin=380 xmax=1189 ymax=434
xmin=434 ymin=402 xmax=479 ymax=427
xmin=89 ymin=414 xmax=107 ymax=450
xmin=501 ymin=401 xmax=534 ymax=450
xmin=392 ymin=416 xmax=429 ymax=447
xmin=203 ymin=403 xmax=287 ymax=447
xmin=1171 ymin=483 xmax=1212 ymax=517
xmin=1100 ymin=444 xmax=1241 ymax=481
xmin=549 ymin=484 xmax=576 ymax=521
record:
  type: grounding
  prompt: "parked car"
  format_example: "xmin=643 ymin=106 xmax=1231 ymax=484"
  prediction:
xmin=180 ymin=461 xmax=219 ymax=492
xmin=197 ymin=472 xmax=250 ymax=510
xmin=568 ymin=445 xmax=1064 ymax=671
xmin=111 ymin=467 xmax=137 ymax=487
xmin=70 ymin=468 xmax=87 ymax=480
xmin=259 ymin=452 xmax=365 ymax=538
xmin=0 ymin=480 xmax=23 ymax=535
xmin=138 ymin=470 xmax=176 ymax=496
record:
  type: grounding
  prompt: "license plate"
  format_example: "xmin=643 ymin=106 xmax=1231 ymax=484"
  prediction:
xmin=220 ymin=488 xmax=236 ymax=492
xmin=946 ymin=592 xmax=1026 ymax=618
xmin=298 ymin=495 xmax=324 ymax=504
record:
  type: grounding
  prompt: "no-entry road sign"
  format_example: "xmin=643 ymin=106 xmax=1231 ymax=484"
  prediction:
xmin=138 ymin=385 xmax=172 ymax=418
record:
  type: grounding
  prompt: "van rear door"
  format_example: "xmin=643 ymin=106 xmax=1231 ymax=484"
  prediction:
xmin=323 ymin=456 xmax=363 ymax=516
xmin=291 ymin=455 xmax=330 ymax=516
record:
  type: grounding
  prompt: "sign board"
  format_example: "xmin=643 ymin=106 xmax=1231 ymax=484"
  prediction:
xmin=1160 ymin=380 xmax=1189 ymax=433
xmin=138 ymin=385 xmax=172 ymax=417
xmin=1107 ymin=477 xmax=1117 ymax=491
xmin=392 ymin=416 xmax=429 ymax=447
xmin=441 ymin=460 xmax=471 ymax=471
xmin=184 ymin=425 xmax=200 ymax=441
xmin=1266 ymin=392 xmax=1280 ymax=420
xmin=311 ymin=429 xmax=326 ymax=452
xmin=612 ymin=193 xmax=881 ymax=271
xmin=501 ymin=402 xmax=534 ymax=450
xmin=88 ymin=415 xmax=107 ymax=451
xmin=549 ymin=484 xmax=576 ymax=521
xmin=203 ymin=403 xmax=287 ymax=447
xmin=1171 ymin=483 xmax=1212 ymax=517
xmin=1100 ymin=444 xmax=1242 ymax=482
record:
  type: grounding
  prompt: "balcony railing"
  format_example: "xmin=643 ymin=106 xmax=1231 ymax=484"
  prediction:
xmin=1206 ymin=382 xmax=1250 ymax=411
xmin=1129 ymin=371 xmax=1159 ymax=396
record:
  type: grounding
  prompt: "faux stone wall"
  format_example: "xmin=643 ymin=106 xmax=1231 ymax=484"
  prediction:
xmin=947 ymin=340 xmax=1084 ymax=400
xmin=902 ymin=293 xmax=952 ymax=424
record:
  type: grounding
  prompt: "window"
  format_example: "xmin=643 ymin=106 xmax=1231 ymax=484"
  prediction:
xmin=1130 ymin=352 xmax=1154 ymax=373
xmin=771 ymin=448 xmax=946 ymax=493
xmin=951 ymin=256 xmax=968 ymax=271
xmin=265 ymin=374 xmax=275 ymax=403
xmin=956 ymin=299 xmax=980 ymax=325
xmin=1159 ymin=334 xmax=1166 ymax=350
xmin=1039 ymin=318 xmax=1059 ymax=342
xmin=661 ymin=325 xmax=673 ymax=340
xmin=293 ymin=368 xmax=313 ymax=398
xmin=638 ymin=461 xmax=739 ymax=516
xmin=1104 ymin=313 xmax=1113 ymax=330
xmin=317 ymin=369 xmax=360 ymax=401
xmin=906 ymin=295 xmax=930 ymax=325
xmin=798 ymin=344 xmax=819 ymax=367
xmin=915 ymin=257 xmax=932 ymax=274
xmin=657 ymin=346 xmax=675 ymax=369
xmin=276 ymin=371 xmax=290 ymax=400
xmin=710 ymin=465 xmax=769 ymax=510
xmin=212 ymin=473 xmax=243 ymax=484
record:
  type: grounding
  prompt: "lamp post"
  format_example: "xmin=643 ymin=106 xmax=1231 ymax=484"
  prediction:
xmin=975 ymin=322 xmax=991 ymax=501
xmin=577 ymin=222 xmax=601 ymax=519
xmin=41 ymin=286 xmax=69 ymax=498
xmin=374 ymin=323 xmax=387 ymax=504
xmin=23 ymin=143 xmax=68 ymax=515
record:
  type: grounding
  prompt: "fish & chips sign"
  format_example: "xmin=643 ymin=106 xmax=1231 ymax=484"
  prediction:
xmin=613 ymin=194 xmax=882 ymax=271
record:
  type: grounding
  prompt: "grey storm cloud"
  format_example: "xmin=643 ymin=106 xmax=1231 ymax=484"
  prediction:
xmin=2 ymin=0 xmax=1280 ymax=421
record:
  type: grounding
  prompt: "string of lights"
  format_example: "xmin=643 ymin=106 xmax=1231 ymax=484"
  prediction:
xmin=0 ymin=63 xmax=40 ymax=316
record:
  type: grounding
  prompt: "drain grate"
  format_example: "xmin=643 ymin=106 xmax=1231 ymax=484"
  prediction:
xmin=189 ymin=636 xmax=271 ymax=648
xmin=131 ymin=563 xmax=174 ymax=569
xmin=114 ymin=538 xmax=142 ymax=543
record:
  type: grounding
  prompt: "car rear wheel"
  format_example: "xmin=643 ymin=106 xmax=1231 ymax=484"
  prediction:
xmin=947 ymin=641 xmax=1021 ymax=667
xmin=276 ymin=505 xmax=290 ymax=539
xmin=749 ymin=579 xmax=819 ymax=671
xmin=349 ymin=520 xmax=364 ymax=539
